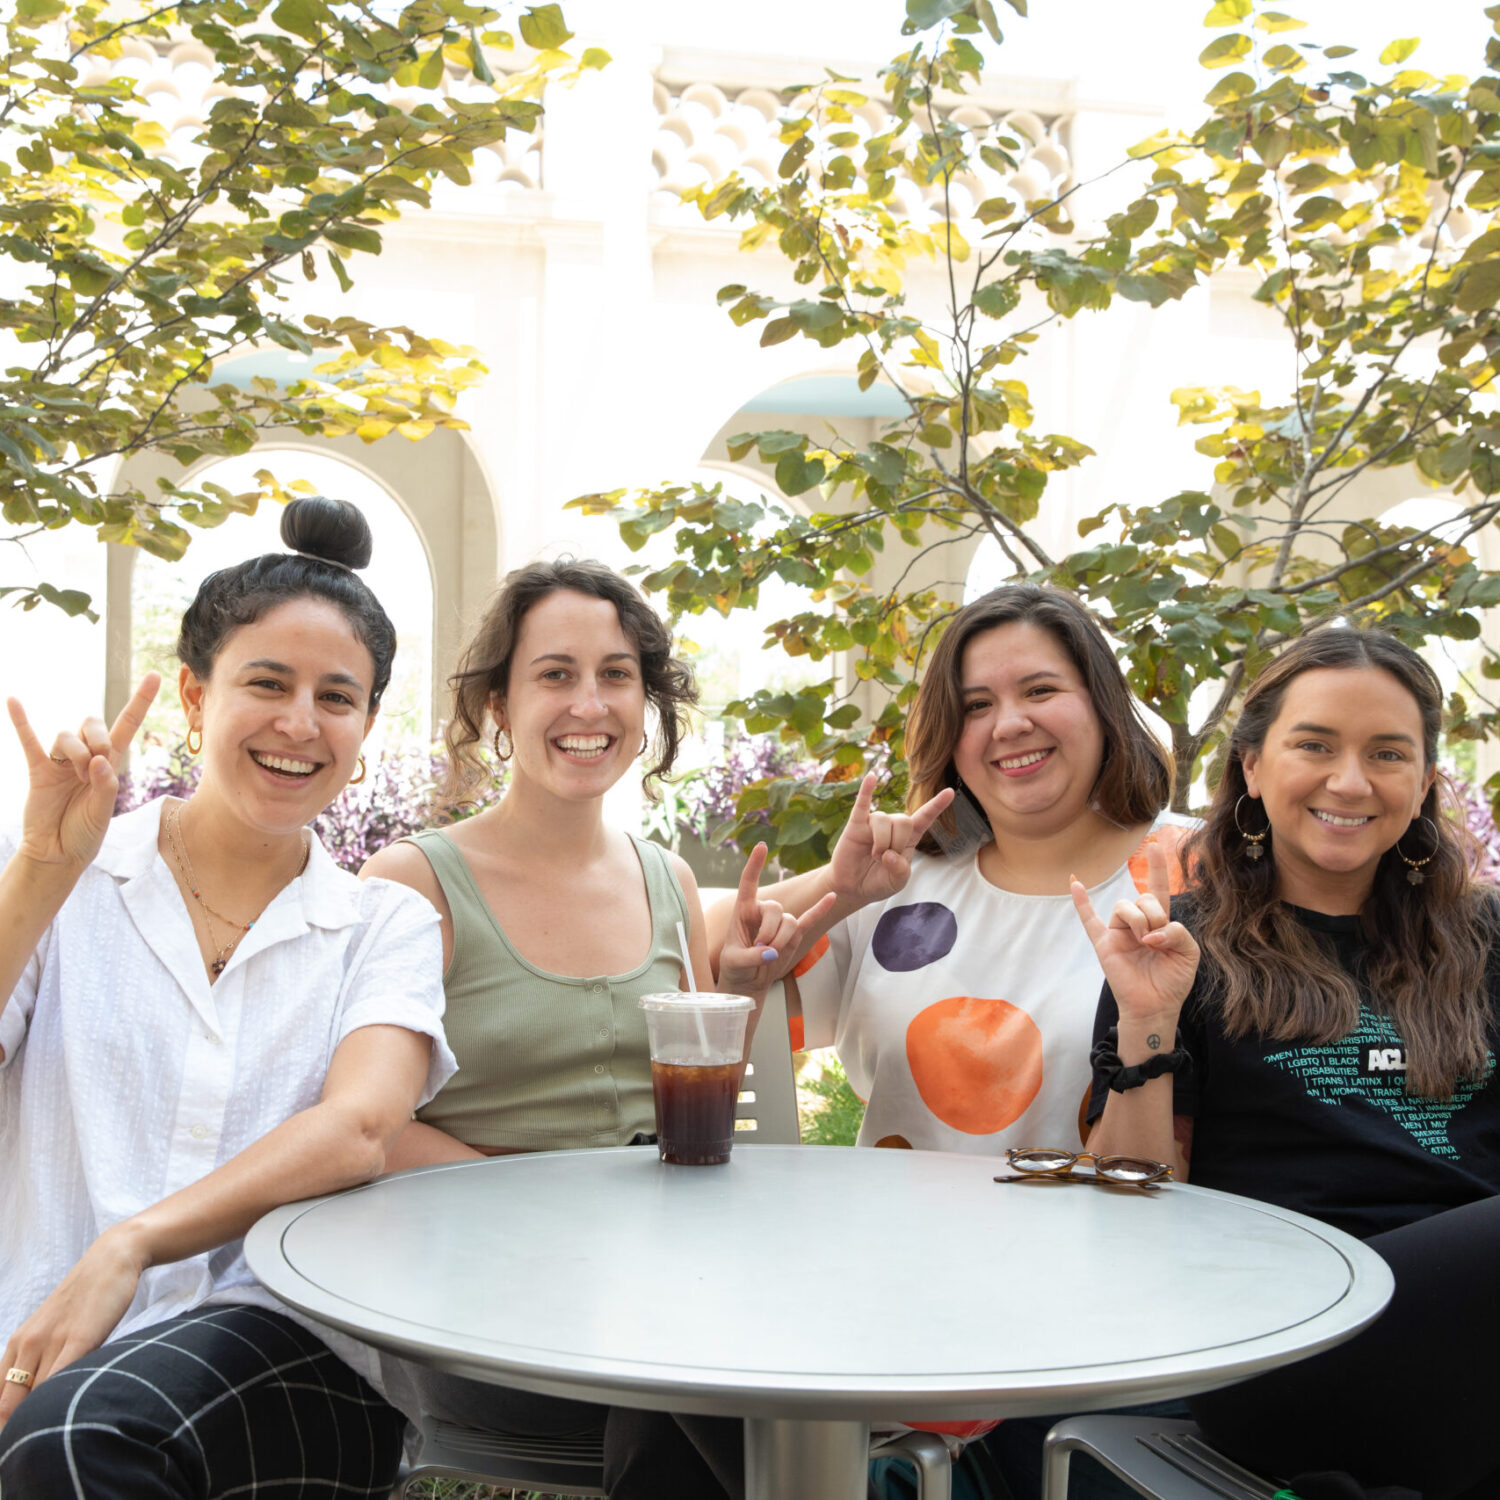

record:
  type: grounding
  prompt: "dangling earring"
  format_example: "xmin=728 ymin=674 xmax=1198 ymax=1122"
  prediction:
xmin=1394 ymin=816 xmax=1439 ymax=886
xmin=348 ymin=755 xmax=367 ymax=786
xmin=1234 ymin=794 xmax=1269 ymax=861
xmin=185 ymin=726 xmax=202 ymax=756
xmin=493 ymin=727 xmax=512 ymax=762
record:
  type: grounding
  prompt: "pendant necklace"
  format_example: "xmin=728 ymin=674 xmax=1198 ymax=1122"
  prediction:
xmin=165 ymin=801 xmax=309 ymax=977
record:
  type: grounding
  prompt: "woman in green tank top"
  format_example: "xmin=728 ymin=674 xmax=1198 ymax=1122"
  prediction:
xmin=360 ymin=559 xmax=832 ymax=1500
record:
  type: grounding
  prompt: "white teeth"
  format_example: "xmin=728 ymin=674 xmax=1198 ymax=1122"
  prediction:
xmin=252 ymin=751 xmax=318 ymax=776
xmin=997 ymin=749 xmax=1049 ymax=769
xmin=556 ymin=736 xmax=610 ymax=754
xmin=1313 ymin=810 xmax=1373 ymax=827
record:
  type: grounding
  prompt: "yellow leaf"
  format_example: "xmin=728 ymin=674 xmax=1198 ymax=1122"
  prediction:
xmin=1379 ymin=37 xmax=1420 ymax=65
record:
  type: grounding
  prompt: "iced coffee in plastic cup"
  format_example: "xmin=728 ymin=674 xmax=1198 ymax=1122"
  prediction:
xmin=638 ymin=993 xmax=755 ymax=1165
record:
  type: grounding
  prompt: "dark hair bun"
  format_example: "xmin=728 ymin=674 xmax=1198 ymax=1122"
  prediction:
xmin=280 ymin=495 xmax=373 ymax=570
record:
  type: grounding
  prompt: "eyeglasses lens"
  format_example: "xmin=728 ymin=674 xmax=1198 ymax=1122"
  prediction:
xmin=1097 ymin=1156 xmax=1168 ymax=1183
xmin=1008 ymin=1149 xmax=1076 ymax=1174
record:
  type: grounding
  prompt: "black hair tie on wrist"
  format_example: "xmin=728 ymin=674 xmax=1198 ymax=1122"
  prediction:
xmin=1091 ymin=1026 xmax=1192 ymax=1093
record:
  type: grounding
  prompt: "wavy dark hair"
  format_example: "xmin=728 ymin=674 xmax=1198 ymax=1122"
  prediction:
xmin=176 ymin=496 xmax=396 ymax=710
xmin=443 ymin=558 xmax=697 ymax=804
xmin=1187 ymin=626 xmax=1494 ymax=1098
xmin=905 ymin=584 xmax=1172 ymax=851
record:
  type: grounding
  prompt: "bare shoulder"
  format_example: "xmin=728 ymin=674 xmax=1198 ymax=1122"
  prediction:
xmin=361 ymin=839 xmax=443 ymax=905
xmin=664 ymin=848 xmax=700 ymax=899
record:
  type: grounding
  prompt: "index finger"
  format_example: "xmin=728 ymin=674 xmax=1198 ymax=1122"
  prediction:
xmin=908 ymin=785 xmax=956 ymax=839
xmin=6 ymin=698 xmax=49 ymax=769
xmin=736 ymin=842 xmax=769 ymax=912
xmin=108 ymin=673 xmax=161 ymax=756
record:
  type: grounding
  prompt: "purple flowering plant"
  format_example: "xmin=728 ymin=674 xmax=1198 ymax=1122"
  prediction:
xmin=115 ymin=740 xmax=498 ymax=871
xmin=1449 ymin=774 xmax=1500 ymax=886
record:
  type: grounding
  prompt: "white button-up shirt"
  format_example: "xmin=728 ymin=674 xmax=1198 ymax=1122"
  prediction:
xmin=0 ymin=798 xmax=456 ymax=1395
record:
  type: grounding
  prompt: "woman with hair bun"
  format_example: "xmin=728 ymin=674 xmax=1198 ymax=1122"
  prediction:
xmin=0 ymin=497 xmax=456 ymax=1500
xmin=1077 ymin=626 xmax=1500 ymax=1497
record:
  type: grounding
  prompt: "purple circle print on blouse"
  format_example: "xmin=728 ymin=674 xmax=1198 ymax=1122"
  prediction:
xmin=871 ymin=902 xmax=958 ymax=972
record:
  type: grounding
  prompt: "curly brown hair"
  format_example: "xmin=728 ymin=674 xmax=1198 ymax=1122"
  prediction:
xmin=441 ymin=559 xmax=698 ymax=805
xmin=905 ymin=584 xmax=1172 ymax=851
xmin=1186 ymin=626 xmax=1495 ymax=1099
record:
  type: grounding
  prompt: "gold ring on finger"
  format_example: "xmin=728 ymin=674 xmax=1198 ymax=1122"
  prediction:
xmin=50 ymin=754 xmax=68 ymax=764
xmin=4 ymin=1367 xmax=34 ymax=1388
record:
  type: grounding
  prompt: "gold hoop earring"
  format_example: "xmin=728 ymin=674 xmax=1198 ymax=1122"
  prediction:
xmin=1234 ymin=794 xmax=1269 ymax=861
xmin=1394 ymin=815 xmax=1439 ymax=886
xmin=348 ymin=756 xmax=367 ymax=785
xmin=185 ymin=726 xmax=202 ymax=757
xmin=493 ymin=727 xmax=512 ymax=762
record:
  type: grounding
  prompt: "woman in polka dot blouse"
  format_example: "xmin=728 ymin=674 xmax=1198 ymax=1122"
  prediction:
xmin=713 ymin=583 xmax=1193 ymax=1161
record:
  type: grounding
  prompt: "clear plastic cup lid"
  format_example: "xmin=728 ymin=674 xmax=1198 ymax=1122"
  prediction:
xmin=638 ymin=992 xmax=756 ymax=1012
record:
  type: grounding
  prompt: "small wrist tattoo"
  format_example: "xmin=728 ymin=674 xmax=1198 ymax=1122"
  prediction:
xmin=1146 ymin=1032 xmax=1161 ymax=1051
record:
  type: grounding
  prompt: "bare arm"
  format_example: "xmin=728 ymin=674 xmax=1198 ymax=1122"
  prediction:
xmin=1070 ymin=840 xmax=1199 ymax=1180
xmin=0 ymin=1023 xmax=431 ymax=1425
xmin=0 ymin=678 xmax=161 ymax=1062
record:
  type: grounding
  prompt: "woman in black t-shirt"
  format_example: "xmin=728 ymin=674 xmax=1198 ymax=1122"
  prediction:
xmin=1074 ymin=626 xmax=1500 ymax=1500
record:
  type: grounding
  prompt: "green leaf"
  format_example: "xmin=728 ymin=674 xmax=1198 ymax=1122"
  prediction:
xmin=1202 ymin=0 xmax=1250 ymax=24
xmin=270 ymin=0 xmax=328 ymax=41
xmin=775 ymin=450 xmax=826 ymax=496
xmin=903 ymin=0 xmax=968 ymax=31
xmin=1458 ymin=259 xmax=1500 ymax=313
xmin=1379 ymin=37 xmax=1420 ymax=65
xmin=973 ymin=281 xmax=1021 ymax=318
xmin=1255 ymin=11 xmax=1306 ymax=31
xmin=326 ymin=251 xmax=353 ymax=292
xmin=1199 ymin=33 xmax=1252 ymax=68
xmin=519 ymin=4 xmax=573 ymax=49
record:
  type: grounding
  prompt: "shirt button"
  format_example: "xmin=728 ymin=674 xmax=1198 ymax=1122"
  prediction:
xmin=594 ymin=1064 xmax=605 ymax=1075
xmin=205 ymin=1032 xmax=222 ymax=1046
xmin=591 ymin=983 xmax=603 ymax=994
xmin=599 ymin=1027 xmax=610 ymax=1039
xmin=190 ymin=1125 xmax=208 ymax=1140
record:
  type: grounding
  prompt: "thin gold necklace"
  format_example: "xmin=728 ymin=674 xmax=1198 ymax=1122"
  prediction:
xmin=164 ymin=801 xmax=309 ymax=977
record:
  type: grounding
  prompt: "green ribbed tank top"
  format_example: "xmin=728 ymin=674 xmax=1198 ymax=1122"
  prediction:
xmin=404 ymin=829 xmax=689 ymax=1150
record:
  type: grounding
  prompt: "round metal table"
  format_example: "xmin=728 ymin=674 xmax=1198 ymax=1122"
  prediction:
xmin=245 ymin=1145 xmax=1393 ymax=1500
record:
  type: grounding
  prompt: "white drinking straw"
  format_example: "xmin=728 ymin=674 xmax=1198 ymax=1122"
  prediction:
xmin=676 ymin=920 xmax=699 ymax=993
xmin=675 ymin=919 xmax=712 ymax=1059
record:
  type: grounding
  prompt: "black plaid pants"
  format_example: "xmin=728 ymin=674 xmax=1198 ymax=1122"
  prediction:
xmin=0 ymin=1304 xmax=405 ymax=1498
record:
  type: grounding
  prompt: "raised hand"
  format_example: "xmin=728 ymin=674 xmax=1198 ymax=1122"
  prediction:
xmin=828 ymin=773 xmax=956 ymax=906
xmin=1070 ymin=838 xmax=1200 ymax=1023
xmin=717 ymin=842 xmax=839 ymax=995
xmin=7 ymin=674 xmax=161 ymax=871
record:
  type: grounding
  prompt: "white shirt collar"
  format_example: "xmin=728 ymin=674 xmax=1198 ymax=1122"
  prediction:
xmin=97 ymin=797 xmax=362 ymax=931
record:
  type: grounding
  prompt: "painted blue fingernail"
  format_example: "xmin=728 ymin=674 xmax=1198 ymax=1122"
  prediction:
xmin=761 ymin=948 xmax=778 ymax=963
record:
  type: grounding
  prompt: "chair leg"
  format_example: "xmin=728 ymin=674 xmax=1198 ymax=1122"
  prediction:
xmin=875 ymin=1431 xmax=953 ymax=1500
xmin=1041 ymin=1429 xmax=1074 ymax=1500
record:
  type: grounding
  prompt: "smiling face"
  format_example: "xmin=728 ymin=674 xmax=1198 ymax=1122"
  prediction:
xmin=493 ymin=588 xmax=646 ymax=804
xmin=951 ymin=620 xmax=1107 ymax=838
xmin=1241 ymin=665 xmax=1435 ymax=911
xmin=181 ymin=597 xmax=377 ymax=835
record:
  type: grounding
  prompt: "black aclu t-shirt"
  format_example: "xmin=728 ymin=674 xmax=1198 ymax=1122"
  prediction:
xmin=1088 ymin=894 xmax=1500 ymax=1240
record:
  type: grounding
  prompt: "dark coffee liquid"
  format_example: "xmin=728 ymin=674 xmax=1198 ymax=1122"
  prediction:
xmin=651 ymin=1061 xmax=739 ymax=1165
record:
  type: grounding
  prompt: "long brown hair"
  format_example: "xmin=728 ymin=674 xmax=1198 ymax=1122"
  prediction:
xmin=905 ymin=584 xmax=1172 ymax=851
xmin=1187 ymin=627 xmax=1494 ymax=1098
xmin=442 ymin=559 xmax=698 ymax=805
